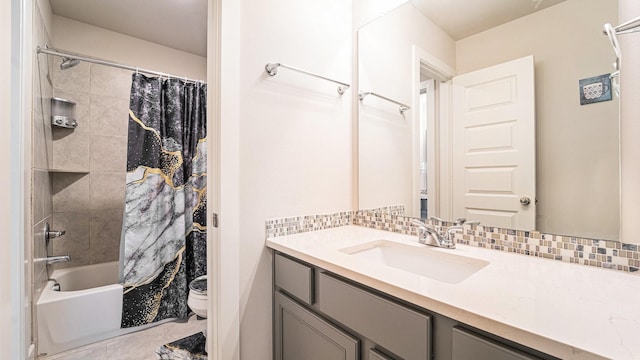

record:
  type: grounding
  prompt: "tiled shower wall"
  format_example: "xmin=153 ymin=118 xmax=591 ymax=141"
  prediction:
xmin=32 ymin=0 xmax=54 ymax=351
xmin=48 ymin=58 xmax=131 ymax=269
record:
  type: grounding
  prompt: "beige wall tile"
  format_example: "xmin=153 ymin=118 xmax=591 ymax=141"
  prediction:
xmin=51 ymin=173 xmax=90 ymax=212
xmin=90 ymin=173 xmax=126 ymax=210
xmin=90 ymin=209 xmax=123 ymax=264
xmin=90 ymin=135 xmax=127 ymax=172
xmin=32 ymin=169 xmax=52 ymax=225
xmin=90 ymin=65 xmax=132 ymax=100
xmin=32 ymin=217 xmax=50 ymax=301
xmin=32 ymin=111 xmax=49 ymax=170
xmin=48 ymin=230 xmax=91 ymax=275
xmin=52 ymin=58 xmax=90 ymax=94
xmin=90 ymin=96 xmax=130 ymax=137
xmin=52 ymin=131 xmax=90 ymax=171
xmin=51 ymin=212 xmax=90 ymax=254
xmin=33 ymin=46 xmax=53 ymax=171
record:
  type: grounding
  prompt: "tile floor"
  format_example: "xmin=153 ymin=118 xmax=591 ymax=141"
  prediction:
xmin=38 ymin=315 xmax=207 ymax=360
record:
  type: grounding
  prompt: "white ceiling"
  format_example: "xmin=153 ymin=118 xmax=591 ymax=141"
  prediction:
xmin=49 ymin=0 xmax=208 ymax=57
xmin=411 ymin=0 xmax=567 ymax=40
xmin=48 ymin=0 xmax=566 ymax=57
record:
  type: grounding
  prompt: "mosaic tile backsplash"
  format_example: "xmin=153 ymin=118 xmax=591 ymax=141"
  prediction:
xmin=266 ymin=207 xmax=640 ymax=273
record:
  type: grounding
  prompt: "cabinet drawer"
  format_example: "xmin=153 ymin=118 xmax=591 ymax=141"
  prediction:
xmin=274 ymin=253 xmax=314 ymax=305
xmin=452 ymin=327 xmax=542 ymax=360
xmin=318 ymin=272 xmax=431 ymax=360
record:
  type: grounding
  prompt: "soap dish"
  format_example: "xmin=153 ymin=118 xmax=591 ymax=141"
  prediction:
xmin=51 ymin=97 xmax=78 ymax=129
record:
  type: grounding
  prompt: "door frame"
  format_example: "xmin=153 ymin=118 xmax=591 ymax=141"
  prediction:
xmin=411 ymin=45 xmax=455 ymax=220
xmin=4 ymin=0 xmax=30 ymax=358
xmin=208 ymin=0 xmax=241 ymax=359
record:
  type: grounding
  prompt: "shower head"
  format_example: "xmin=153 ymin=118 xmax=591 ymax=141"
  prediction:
xmin=60 ymin=57 xmax=80 ymax=70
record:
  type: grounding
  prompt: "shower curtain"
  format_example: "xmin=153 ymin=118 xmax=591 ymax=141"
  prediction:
xmin=120 ymin=73 xmax=207 ymax=328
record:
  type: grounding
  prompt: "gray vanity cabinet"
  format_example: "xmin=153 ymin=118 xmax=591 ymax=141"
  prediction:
xmin=273 ymin=251 xmax=558 ymax=360
xmin=274 ymin=291 xmax=359 ymax=360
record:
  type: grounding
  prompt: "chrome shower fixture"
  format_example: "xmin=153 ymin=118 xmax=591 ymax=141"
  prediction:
xmin=60 ymin=57 xmax=80 ymax=70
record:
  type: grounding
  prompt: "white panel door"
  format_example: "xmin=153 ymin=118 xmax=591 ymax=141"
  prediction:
xmin=452 ymin=56 xmax=535 ymax=230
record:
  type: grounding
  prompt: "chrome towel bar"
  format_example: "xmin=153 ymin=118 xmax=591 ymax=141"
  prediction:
xmin=265 ymin=63 xmax=350 ymax=95
xmin=359 ymin=91 xmax=410 ymax=114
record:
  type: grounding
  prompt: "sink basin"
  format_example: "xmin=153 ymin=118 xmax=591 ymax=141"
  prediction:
xmin=340 ymin=240 xmax=489 ymax=284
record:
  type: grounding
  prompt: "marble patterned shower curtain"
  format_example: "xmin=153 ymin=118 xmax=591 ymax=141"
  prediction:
xmin=120 ymin=73 xmax=207 ymax=328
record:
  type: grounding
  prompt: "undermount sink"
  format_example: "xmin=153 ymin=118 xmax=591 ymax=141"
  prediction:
xmin=340 ymin=240 xmax=490 ymax=284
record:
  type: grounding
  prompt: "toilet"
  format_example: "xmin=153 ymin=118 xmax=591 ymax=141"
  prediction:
xmin=187 ymin=275 xmax=207 ymax=318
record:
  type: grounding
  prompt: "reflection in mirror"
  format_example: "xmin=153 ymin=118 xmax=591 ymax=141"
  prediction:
xmin=358 ymin=0 xmax=620 ymax=240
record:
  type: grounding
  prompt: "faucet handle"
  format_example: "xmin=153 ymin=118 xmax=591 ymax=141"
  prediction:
xmin=48 ymin=230 xmax=66 ymax=238
xmin=455 ymin=218 xmax=480 ymax=226
xmin=411 ymin=219 xmax=428 ymax=228
xmin=429 ymin=216 xmax=444 ymax=223
xmin=44 ymin=222 xmax=66 ymax=246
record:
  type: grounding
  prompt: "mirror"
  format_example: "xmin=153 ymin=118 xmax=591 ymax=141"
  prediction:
xmin=358 ymin=0 xmax=620 ymax=240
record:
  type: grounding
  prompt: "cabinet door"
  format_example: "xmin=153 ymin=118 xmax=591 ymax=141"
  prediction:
xmin=274 ymin=291 xmax=359 ymax=360
xmin=369 ymin=349 xmax=394 ymax=360
xmin=452 ymin=327 xmax=542 ymax=360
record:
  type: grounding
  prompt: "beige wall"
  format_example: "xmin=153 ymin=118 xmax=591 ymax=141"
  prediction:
xmin=221 ymin=0 xmax=353 ymax=358
xmin=52 ymin=15 xmax=206 ymax=80
xmin=619 ymin=1 xmax=640 ymax=244
xmin=456 ymin=0 xmax=619 ymax=240
xmin=358 ymin=2 xmax=455 ymax=216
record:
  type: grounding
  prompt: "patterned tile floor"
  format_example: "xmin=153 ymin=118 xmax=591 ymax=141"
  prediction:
xmin=38 ymin=315 xmax=206 ymax=360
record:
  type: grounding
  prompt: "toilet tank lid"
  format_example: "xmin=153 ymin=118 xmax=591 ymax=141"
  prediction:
xmin=189 ymin=275 xmax=207 ymax=294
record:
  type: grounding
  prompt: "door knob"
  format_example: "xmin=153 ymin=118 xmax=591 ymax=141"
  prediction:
xmin=520 ymin=196 xmax=531 ymax=206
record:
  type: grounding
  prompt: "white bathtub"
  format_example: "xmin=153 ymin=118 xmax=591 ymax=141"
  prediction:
xmin=36 ymin=261 xmax=163 ymax=356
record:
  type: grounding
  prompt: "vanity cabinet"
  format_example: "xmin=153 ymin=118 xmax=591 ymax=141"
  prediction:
xmin=273 ymin=251 xmax=558 ymax=360
xmin=274 ymin=291 xmax=359 ymax=360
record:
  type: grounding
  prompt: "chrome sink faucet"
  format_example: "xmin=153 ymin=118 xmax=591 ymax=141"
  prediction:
xmin=411 ymin=217 xmax=479 ymax=249
xmin=411 ymin=219 xmax=456 ymax=249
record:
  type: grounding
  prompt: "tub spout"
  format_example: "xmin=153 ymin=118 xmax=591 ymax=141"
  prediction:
xmin=46 ymin=255 xmax=70 ymax=265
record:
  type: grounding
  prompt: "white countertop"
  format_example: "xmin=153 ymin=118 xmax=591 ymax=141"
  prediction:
xmin=266 ymin=225 xmax=640 ymax=360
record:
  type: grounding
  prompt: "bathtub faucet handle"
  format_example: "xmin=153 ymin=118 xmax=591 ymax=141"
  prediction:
xmin=48 ymin=230 xmax=66 ymax=238
xmin=44 ymin=222 xmax=66 ymax=244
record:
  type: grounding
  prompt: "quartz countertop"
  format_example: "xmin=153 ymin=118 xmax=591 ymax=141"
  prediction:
xmin=266 ymin=225 xmax=640 ymax=360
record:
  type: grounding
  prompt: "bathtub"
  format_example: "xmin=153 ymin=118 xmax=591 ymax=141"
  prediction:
xmin=36 ymin=261 xmax=163 ymax=356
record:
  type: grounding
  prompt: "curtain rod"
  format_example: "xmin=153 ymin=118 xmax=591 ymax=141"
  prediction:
xmin=36 ymin=46 xmax=206 ymax=85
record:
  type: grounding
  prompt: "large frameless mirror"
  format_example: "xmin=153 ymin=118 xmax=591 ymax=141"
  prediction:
xmin=358 ymin=0 xmax=620 ymax=240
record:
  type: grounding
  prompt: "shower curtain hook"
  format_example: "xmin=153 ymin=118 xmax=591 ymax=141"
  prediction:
xmin=135 ymin=67 xmax=139 ymax=75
